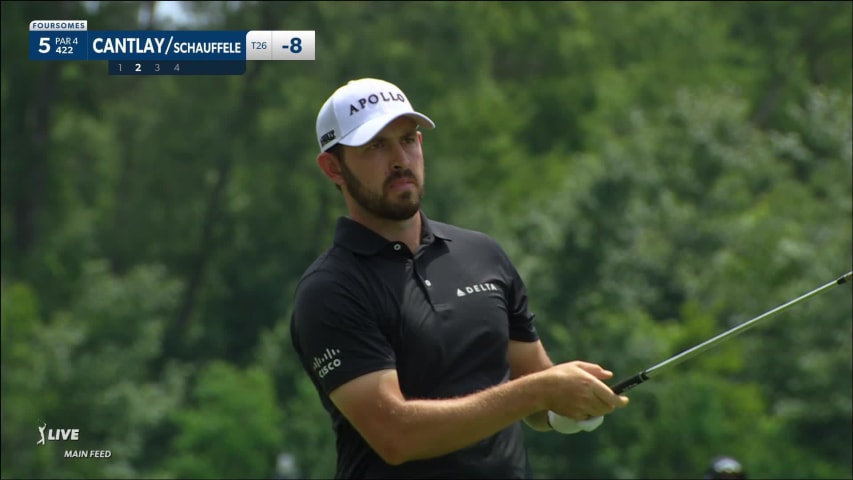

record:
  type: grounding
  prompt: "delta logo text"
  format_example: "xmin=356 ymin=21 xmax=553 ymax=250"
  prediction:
xmin=456 ymin=282 xmax=499 ymax=297
xmin=312 ymin=347 xmax=342 ymax=379
xmin=37 ymin=421 xmax=112 ymax=459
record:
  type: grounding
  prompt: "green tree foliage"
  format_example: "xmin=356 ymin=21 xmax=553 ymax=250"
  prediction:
xmin=1 ymin=1 xmax=850 ymax=478
xmin=1 ymin=262 xmax=186 ymax=478
xmin=163 ymin=361 xmax=282 ymax=478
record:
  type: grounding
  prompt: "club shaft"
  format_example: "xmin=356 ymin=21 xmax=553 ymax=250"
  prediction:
xmin=612 ymin=271 xmax=852 ymax=394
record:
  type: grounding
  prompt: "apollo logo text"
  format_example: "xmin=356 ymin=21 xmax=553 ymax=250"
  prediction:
xmin=349 ymin=91 xmax=406 ymax=115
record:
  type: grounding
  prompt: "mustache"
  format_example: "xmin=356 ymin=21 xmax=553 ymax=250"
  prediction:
xmin=384 ymin=170 xmax=418 ymax=188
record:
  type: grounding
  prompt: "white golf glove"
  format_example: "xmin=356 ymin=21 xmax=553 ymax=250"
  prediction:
xmin=547 ymin=411 xmax=604 ymax=434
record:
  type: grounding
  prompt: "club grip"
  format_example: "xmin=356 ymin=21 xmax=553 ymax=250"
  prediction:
xmin=611 ymin=372 xmax=649 ymax=394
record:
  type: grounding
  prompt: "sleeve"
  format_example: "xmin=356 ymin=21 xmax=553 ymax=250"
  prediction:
xmin=290 ymin=269 xmax=397 ymax=395
xmin=495 ymin=241 xmax=540 ymax=343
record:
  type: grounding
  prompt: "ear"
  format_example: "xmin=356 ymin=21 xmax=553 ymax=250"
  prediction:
xmin=417 ymin=130 xmax=423 ymax=144
xmin=317 ymin=151 xmax=344 ymax=187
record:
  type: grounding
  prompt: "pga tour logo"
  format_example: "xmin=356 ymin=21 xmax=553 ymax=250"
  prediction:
xmin=37 ymin=421 xmax=112 ymax=459
xmin=37 ymin=421 xmax=79 ymax=445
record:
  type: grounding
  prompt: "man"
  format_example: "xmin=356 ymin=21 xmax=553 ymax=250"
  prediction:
xmin=290 ymin=78 xmax=629 ymax=479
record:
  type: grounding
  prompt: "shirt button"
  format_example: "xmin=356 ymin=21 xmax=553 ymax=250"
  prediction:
xmin=393 ymin=243 xmax=402 ymax=251
xmin=425 ymin=280 xmax=432 ymax=287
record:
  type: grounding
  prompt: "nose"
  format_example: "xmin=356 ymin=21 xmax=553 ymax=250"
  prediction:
xmin=389 ymin=142 xmax=410 ymax=171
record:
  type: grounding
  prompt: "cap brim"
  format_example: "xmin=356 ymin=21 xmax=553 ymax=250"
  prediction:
xmin=338 ymin=112 xmax=435 ymax=147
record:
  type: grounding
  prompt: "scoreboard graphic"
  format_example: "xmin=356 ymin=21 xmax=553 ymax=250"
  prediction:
xmin=29 ymin=20 xmax=315 ymax=75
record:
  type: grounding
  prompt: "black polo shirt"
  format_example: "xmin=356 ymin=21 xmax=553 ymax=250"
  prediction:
xmin=290 ymin=211 xmax=540 ymax=479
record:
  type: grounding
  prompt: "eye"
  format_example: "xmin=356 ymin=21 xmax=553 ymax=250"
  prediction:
xmin=402 ymin=135 xmax=417 ymax=144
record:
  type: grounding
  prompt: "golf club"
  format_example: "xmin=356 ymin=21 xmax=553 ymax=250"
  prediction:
xmin=611 ymin=270 xmax=853 ymax=395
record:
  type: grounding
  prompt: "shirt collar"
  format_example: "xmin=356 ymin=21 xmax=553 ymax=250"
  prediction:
xmin=422 ymin=212 xmax=452 ymax=242
xmin=333 ymin=211 xmax=452 ymax=256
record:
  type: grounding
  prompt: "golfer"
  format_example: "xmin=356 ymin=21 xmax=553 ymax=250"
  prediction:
xmin=290 ymin=78 xmax=629 ymax=478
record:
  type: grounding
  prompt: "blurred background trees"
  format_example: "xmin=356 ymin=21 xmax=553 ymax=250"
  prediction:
xmin=1 ymin=1 xmax=851 ymax=478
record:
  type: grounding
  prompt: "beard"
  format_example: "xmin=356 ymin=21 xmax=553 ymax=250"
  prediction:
xmin=339 ymin=159 xmax=423 ymax=221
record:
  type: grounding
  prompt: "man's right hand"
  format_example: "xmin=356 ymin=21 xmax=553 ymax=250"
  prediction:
xmin=538 ymin=361 xmax=630 ymax=421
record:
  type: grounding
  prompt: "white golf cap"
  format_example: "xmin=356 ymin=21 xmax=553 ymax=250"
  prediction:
xmin=316 ymin=78 xmax=435 ymax=152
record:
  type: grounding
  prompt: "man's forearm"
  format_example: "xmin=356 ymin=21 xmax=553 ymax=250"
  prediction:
xmin=507 ymin=339 xmax=555 ymax=433
xmin=384 ymin=371 xmax=550 ymax=464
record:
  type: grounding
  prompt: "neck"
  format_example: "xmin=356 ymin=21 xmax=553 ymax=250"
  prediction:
xmin=349 ymin=208 xmax=422 ymax=254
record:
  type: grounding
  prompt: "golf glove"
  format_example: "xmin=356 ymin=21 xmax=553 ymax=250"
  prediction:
xmin=547 ymin=411 xmax=604 ymax=434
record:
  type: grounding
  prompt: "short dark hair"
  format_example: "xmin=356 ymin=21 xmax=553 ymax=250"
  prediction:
xmin=325 ymin=144 xmax=345 ymax=192
xmin=326 ymin=143 xmax=345 ymax=162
